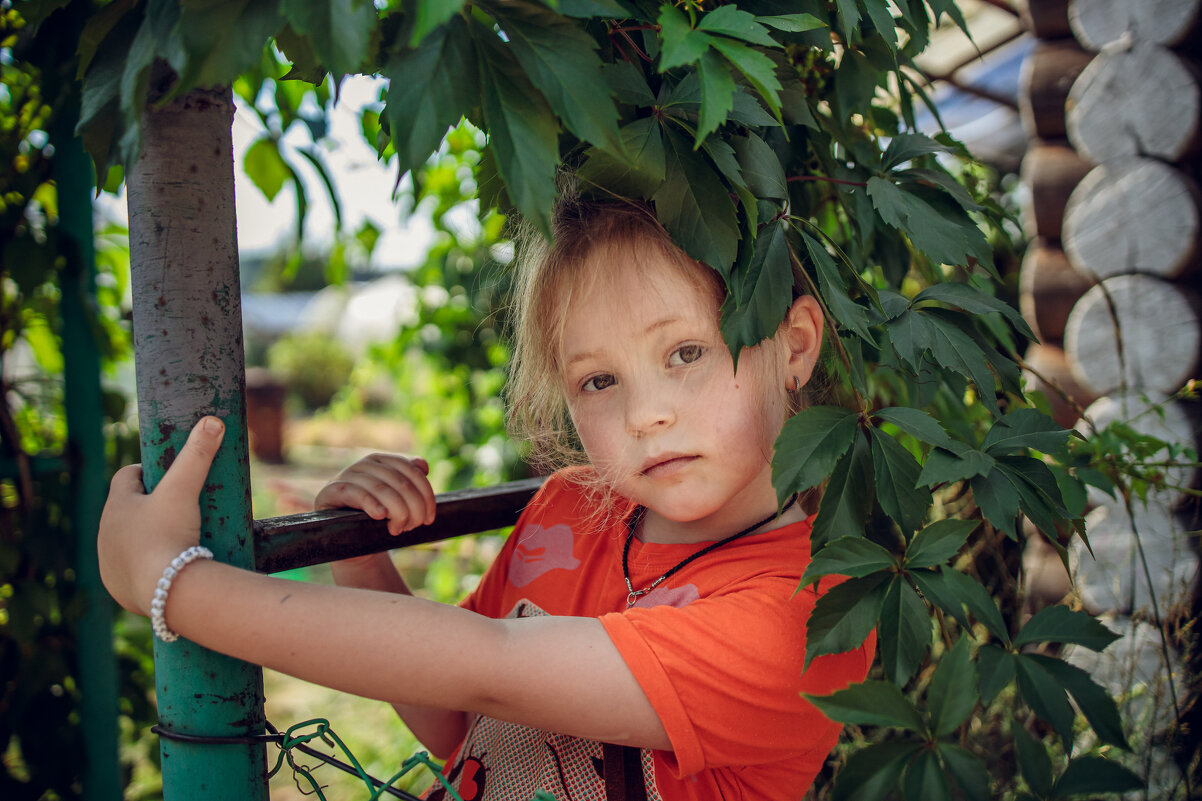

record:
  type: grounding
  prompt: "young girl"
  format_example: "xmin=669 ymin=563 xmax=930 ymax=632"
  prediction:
xmin=99 ymin=199 xmax=874 ymax=801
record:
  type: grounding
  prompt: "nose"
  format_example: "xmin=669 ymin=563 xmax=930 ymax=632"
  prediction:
xmin=624 ymin=380 xmax=676 ymax=437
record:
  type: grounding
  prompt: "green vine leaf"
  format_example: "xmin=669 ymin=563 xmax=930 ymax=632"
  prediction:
xmin=938 ymin=744 xmax=991 ymax=801
xmin=696 ymin=5 xmax=777 ymax=47
xmin=557 ymin=0 xmax=629 ymax=17
xmin=409 ymin=0 xmax=466 ymax=46
xmin=1014 ymin=606 xmax=1120 ymax=652
xmin=696 ymin=49 xmax=736 ymax=143
xmin=903 ymin=748 xmax=952 ymax=801
xmin=912 ymin=565 xmax=1010 ymax=645
xmin=710 ymin=36 xmax=783 ymax=121
xmin=917 ymin=445 xmax=996 ymax=487
xmin=280 ymin=0 xmax=376 ymax=78
xmin=806 ymin=679 xmax=926 ymax=732
xmin=1053 ymin=756 xmax=1144 ymax=797
xmin=1026 ymin=654 xmax=1129 ymax=750
xmin=866 ymin=176 xmax=993 ymax=270
xmin=875 ymin=406 xmax=954 ymax=450
xmin=490 ymin=3 xmax=623 ymax=157
xmin=811 ymin=430 xmax=875 ymax=546
xmin=831 ymin=740 xmax=924 ymax=801
xmin=904 ymin=519 xmax=976 ymax=569
xmin=969 ymin=468 xmax=1022 ymax=538
xmin=243 ymin=137 xmax=290 ymax=202
xmin=914 ymin=281 xmax=1034 ymax=341
xmin=758 ymin=13 xmax=826 ymax=33
xmin=173 ymin=1 xmax=285 ymax=95
xmin=802 ymin=537 xmax=896 ymax=588
xmin=975 ymin=644 xmax=1015 ymax=704
xmin=657 ymin=5 xmax=713 ymax=71
xmin=579 ymin=117 xmax=666 ymax=199
xmin=870 ymin=429 xmax=929 ymax=535
xmin=800 ymin=228 xmax=874 ymax=342
xmin=878 ymin=575 xmax=930 ymax=686
xmin=805 ymin=573 xmax=889 ymax=668
xmin=731 ymin=132 xmax=786 ymax=200
xmin=719 ymin=218 xmax=794 ymax=355
xmin=1015 ymin=654 xmax=1077 ymax=750
xmin=772 ymin=405 xmax=860 ymax=502
xmin=881 ymin=132 xmax=951 ymax=171
xmin=471 ymin=19 xmax=560 ymax=237
xmin=982 ymin=409 xmax=1073 ymax=457
xmin=927 ymin=635 xmax=977 ymax=738
xmin=384 ymin=16 xmax=478 ymax=179
xmin=653 ymin=126 xmax=740 ymax=272
xmin=1012 ymin=724 xmax=1055 ymax=799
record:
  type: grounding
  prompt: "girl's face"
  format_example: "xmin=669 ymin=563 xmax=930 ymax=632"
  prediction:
xmin=557 ymin=256 xmax=795 ymax=541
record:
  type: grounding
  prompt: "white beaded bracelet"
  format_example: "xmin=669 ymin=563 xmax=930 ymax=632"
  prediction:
xmin=150 ymin=545 xmax=213 ymax=642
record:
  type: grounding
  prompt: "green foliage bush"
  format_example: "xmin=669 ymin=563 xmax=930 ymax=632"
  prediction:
xmin=267 ymin=331 xmax=356 ymax=412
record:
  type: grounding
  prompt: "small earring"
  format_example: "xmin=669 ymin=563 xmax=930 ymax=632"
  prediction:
xmin=791 ymin=376 xmax=801 ymax=392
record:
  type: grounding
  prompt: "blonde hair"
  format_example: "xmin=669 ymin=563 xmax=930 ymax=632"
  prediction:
xmin=505 ymin=196 xmax=816 ymax=481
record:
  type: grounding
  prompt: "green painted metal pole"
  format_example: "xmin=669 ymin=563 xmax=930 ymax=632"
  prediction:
xmin=126 ymin=78 xmax=268 ymax=800
xmin=55 ymin=92 xmax=121 ymax=801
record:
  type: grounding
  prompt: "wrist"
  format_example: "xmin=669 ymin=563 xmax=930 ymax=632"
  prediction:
xmin=150 ymin=545 xmax=214 ymax=642
xmin=330 ymin=551 xmax=409 ymax=594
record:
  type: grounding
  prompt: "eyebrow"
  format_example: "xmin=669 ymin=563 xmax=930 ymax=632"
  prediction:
xmin=563 ymin=316 xmax=683 ymax=369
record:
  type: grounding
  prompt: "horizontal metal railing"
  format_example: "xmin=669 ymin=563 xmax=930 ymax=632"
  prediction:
xmin=252 ymin=477 xmax=546 ymax=574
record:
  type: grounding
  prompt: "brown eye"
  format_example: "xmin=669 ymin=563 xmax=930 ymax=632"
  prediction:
xmin=583 ymin=374 xmax=616 ymax=392
xmin=669 ymin=344 xmax=704 ymax=366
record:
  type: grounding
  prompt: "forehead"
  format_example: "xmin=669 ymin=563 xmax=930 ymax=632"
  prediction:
xmin=554 ymin=252 xmax=722 ymax=373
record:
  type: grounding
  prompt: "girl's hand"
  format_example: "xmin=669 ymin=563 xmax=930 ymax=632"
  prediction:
xmin=315 ymin=453 xmax=436 ymax=536
xmin=98 ymin=416 xmax=225 ymax=617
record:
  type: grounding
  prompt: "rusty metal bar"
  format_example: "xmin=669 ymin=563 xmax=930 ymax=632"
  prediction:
xmin=253 ymin=477 xmax=546 ymax=574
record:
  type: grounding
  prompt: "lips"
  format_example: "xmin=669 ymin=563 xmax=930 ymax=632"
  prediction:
xmin=640 ymin=454 xmax=699 ymax=477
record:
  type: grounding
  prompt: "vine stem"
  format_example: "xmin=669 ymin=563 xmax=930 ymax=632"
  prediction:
xmin=1115 ymin=476 xmax=1192 ymax=800
xmin=1013 ymin=354 xmax=1092 ymax=424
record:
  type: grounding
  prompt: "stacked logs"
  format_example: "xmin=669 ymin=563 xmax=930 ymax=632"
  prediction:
xmin=1016 ymin=0 xmax=1200 ymax=793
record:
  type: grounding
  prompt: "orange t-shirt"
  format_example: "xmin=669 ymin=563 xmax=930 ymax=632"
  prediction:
xmin=429 ymin=471 xmax=874 ymax=801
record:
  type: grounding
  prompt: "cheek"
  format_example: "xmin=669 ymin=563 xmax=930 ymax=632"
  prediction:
xmin=567 ymin=402 xmax=613 ymax=460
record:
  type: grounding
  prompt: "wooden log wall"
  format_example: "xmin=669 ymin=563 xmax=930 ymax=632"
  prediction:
xmin=1016 ymin=1 xmax=1200 ymax=793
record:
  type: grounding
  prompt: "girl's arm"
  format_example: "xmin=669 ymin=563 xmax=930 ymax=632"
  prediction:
xmin=98 ymin=419 xmax=669 ymax=752
xmin=326 ymin=553 xmax=471 ymax=758
xmin=316 ymin=454 xmax=470 ymax=757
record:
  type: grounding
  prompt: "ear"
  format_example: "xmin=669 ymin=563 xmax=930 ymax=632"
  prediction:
xmin=782 ymin=295 xmax=824 ymax=387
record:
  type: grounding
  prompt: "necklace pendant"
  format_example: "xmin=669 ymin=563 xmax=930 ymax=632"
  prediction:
xmin=626 ymin=590 xmax=647 ymax=608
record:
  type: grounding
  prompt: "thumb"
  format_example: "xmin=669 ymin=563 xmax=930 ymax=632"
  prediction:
xmin=154 ymin=416 xmax=226 ymax=501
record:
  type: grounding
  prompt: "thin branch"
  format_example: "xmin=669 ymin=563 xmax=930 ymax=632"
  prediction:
xmin=1014 ymin=354 xmax=1092 ymax=423
xmin=1118 ymin=478 xmax=1189 ymax=798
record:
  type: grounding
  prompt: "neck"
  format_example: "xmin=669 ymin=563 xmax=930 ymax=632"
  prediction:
xmin=636 ymin=496 xmax=807 ymax=545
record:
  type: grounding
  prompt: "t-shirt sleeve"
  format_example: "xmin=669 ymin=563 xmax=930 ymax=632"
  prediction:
xmin=459 ymin=472 xmax=573 ymax=616
xmin=600 ymin=579 xmax=873 ymax=777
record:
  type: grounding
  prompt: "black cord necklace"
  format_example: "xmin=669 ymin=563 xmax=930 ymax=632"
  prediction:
xmin=621 ymin=494 xmax=799 ymax=608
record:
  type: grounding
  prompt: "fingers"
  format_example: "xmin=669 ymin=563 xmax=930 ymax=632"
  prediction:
xmin=107 ymin=463 xmax=147 ymax=496
xmin=315 ymin=453 xmax=437 ymax=535
xmin=154 ymin=417 xmax=226 ymax=502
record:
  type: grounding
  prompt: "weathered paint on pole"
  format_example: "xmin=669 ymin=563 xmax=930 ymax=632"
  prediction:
xmin=126 ymin=78 xmax=268 ymax=800
xmin=56 ymin=92 xmax=122 ymax=801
